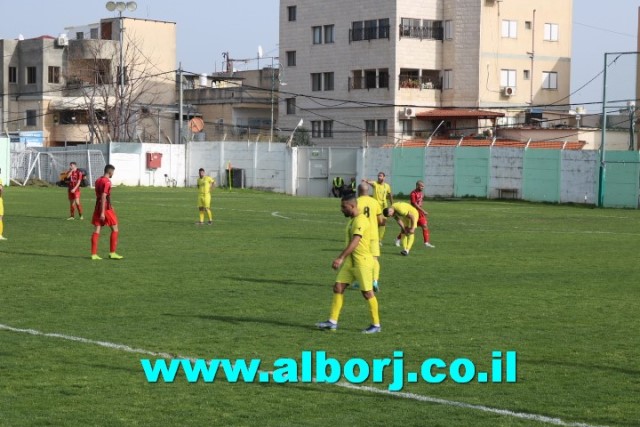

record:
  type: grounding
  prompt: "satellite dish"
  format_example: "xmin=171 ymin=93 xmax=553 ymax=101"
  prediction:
xmin=116 ymin=2 xmax=126 ymax=12
xmin=106 ymin=1 xmax=116 ymax=11
xmin=258 ymin=45 xmax=264 ymax=58
xmin=127 ymin=1 xmax=137 ymax=11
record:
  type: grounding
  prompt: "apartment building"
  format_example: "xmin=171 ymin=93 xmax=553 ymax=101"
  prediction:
xmin=278 ymin=0 xmax=572 ymax=147
xmin=0 ymin=17 xmax=176 ymax=146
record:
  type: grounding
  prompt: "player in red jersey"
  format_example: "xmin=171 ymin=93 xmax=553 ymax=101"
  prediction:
xmin=66 ymin=162 xmax=84 ymax=220
xmin=90 ymin=164 xmax=123 ymax=260
xmin=395 ymin=180 xmax=435 ymax=248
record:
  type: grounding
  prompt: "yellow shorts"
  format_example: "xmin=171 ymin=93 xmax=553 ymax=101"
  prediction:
xmin=198 ymin=194 xmax=211 ymax=209
xmin=0 ymin=198 xmax=4 ymax=216
xmin=335 ymin=258 xmax=374 ymax=292
xmin=370 ymin=239 xmax=380 ymax=257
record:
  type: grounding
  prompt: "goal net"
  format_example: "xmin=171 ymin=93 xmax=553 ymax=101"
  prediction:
xmin=16 ymin=149 xmax=106 ymax=187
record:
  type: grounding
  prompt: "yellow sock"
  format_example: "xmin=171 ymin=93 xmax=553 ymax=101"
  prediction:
xmin=373 ymin=258 xmax=380 ymax=282
xmin=199 ymin=211 xmax=204 ymax=222
xmin=402 ymin=234 xmax=408 ymax=250
xmin=379 ymin=225 xmax=386 ymax=241
xmin=407 ymin=234 xmax=415 ymax=251
xmin=367 ymin=296 xmax=380 ymax=326
xmin=329 ymin=293 xmax=344 ymax=322
xmin=0 ymin=220 xmax=3 ymax=236
xmin=207 ymin=209 xmax=213 ymax=221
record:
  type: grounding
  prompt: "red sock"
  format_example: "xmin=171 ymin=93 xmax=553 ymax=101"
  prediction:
xmin=396 ymin=233 xmax=402 ymax=240
xmin=70 ymin=205 xmax=75 ymax=217
xmin=91 ymin=232 xmax=100 ymax=255
xmin=110 ymin=231 xmax=119 ymax=253
xmin=78 ymin=204 xmax=83 ymax=216
xmin=423 ymin=228 xmax=430 ymax=243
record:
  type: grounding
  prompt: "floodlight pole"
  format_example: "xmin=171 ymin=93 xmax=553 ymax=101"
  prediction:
xmin=118 ymin=9 xmax=125 ymax=142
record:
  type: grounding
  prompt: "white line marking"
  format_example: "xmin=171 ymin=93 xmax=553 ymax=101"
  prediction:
xmin=271 ymin=211 xmax=291 ymax=219
xmin=0 ymin=323 xmax=608 ymax=427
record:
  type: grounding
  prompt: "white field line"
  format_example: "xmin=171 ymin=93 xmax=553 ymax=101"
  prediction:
xmin=0 ymin=323 xmax=608 ymax=427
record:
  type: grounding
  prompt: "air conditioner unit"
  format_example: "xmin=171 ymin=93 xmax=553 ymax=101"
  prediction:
xmin=402 ymin=107 xmax=416 ymax=118
xmin=56 ymin=34 xmax=69 ymax=47
xmin=503 ymin=86 xmax=515 ymax=97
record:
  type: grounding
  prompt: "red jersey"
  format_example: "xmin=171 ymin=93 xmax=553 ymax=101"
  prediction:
xmin=94 ymin=176 xmax=113 ymax=211
xmin=68 ymin=169 xmax=84 ymax=190
xmin=410 ymin=189 xmax=423 ymax=210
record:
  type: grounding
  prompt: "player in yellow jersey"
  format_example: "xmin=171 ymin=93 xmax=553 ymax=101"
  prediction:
xmin=383 ymin=202 xmax=418 ymax=256
xmin=316 ymin=194 xmax=381 ymax=334
xmin=365 ymin=172 xmax=393 ymax=244
xmin=356 ymin=182 xmax=383 ymax=292
xmin=196 ymin=168 xmax=215 ymax=225
xmin=0 ymin=167 xmax=6 ymax=240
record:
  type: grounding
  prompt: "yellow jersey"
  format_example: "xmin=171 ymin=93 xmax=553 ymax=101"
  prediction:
xmin=357 ymin=195 xmax=381 ymax=241
xmin=197 ymin=176 xmax=215 ymax=195
xmin=392 ymin=202 xmax=419 ymax=220
xmin=370 ymin=181 xmax=392 ymax=208
xmin=345 ymin=213 xmax=372 ymax=266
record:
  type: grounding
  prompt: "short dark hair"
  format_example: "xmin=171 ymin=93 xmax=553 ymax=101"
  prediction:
xmin=378 ymin=172 xmax=385 ymax=177
xmin=341 ymin=193 xmax=357 ymax=203
xmin=199 ymin=168 xmax=205 ymax=173
xmin=104 ymin=164 xmax=115 ymax=173
xmin=70 ymin=161 xmax=77 ymax=166
xmin=382 ymin=208 xmax=391 ymax=217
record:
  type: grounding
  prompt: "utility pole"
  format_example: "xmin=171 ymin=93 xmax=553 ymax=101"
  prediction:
xmin=178 ymin=64 xmax=184 ymax=144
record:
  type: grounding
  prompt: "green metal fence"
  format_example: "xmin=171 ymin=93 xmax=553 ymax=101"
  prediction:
xmin=602 ymin=151 xmax=640 ymax=208
xmin=522 ymin=150 xmax=561 ymax=202
xmin=454 ymin=147 xmax=490 ymax=198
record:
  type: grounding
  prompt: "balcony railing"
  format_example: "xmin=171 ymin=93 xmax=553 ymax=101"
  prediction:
xmin=398 ymin=75 xmax=441 ymax=90
xmin=399 ymin=25 xmax=443 ymax=41
xmin=349 ymin=26 xmax=391 ymax=42
xmin=349 ymin=75 xmax=390 ymax=91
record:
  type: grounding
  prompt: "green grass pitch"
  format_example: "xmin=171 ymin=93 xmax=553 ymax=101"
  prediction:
xmin=0 ymin=186 xmax=638 ymax=426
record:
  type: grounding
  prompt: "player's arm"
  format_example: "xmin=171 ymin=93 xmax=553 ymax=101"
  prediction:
xmin=405 ymin=212 xmax=417 ymax=234
xmin=210 ymin=178 xmax=215 ymax=191
xmin=332 ymin=234 xmax=362 ymax=270
xmin=99 ymin=192 xmax=107 ymax=219
xmin=387 ymin=186 xmax=394 ymax=205
xmin=0 ymin=183 xmax=3 ymax=197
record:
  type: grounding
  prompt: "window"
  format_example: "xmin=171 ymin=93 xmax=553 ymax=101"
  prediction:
xmin=323 ymin=72 xmax=334 ymax=91
xmin=90 ymin=28 xmax=99 ymax=39
xmin=378 ymin=18 xmax=390 ymax=39
xmin=523 ymin=70 xmax=530 ymax=80
xmin=542 ymin=71 xmax=558 ymax=89
xmin=288 ymin=6 xmax=297 ymax=22
xmin=26 ymin=66 xmax=36 ymax=84
xmin=26 ymin=109 xmax=37 ymax=127
xmin=323 ymin=120 xmax=333 ymax=138
xmin=501 ymin=20 xmax=517 ymax=38
xmin=324 ymin=25 xmax=334 ymax=43
xmin=311 ymin=121 xmax=321 ymax=137
xmin=401 ymin=119 xmax=413 ymax=136
xmin=443 ymin=70 xmax=453 ymax=89
xmin=544 ymin=23 xmax=559 ymax=41
xmin=352 ymin=21 xmax=364 ymax=41
xmin=365 ymin=20 xmax=377 ymax=40
xmin=500 ymin=69 xmax=517 ymax=87
xmin=311 ymin=73 xmax=322 ymax=91
xmin=117 ymin=66 xmax=128 ymax=85
xmin=8 ymin=66 xmax=17 ymax=84
xmin=365 ymin=120 xmax=376 ymax=136
xmin=312 ymin=26 xmax=322 ymax=44
xmin=377 ymin=120 xmax=387 ymax=136
xmin=525 ymin=21 xmax=532 ymax=30
xmin=48 ymin=66 xmax=61 ymax=84
xmin=286 ymin=51 xmax=296 ymax=66
xmin=365 ymin=70 xmax=377 ymax=89
xmin=379 ymin=69 xmax=389 ymax=88
xmin=286 ymin=98 xmax=296 ymax=115
xmin=444 ymin=20 xmax=453 ymax=40
xmin=76 ymin=32 xmax=84 ymax=40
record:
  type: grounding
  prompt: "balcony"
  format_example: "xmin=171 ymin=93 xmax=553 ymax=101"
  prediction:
xmin=399 ymin=24 xmax=443 ymax=41
xmin=349 ymin=75 xmax=390 ymax=91
xmin=398 ymin=73 xmax=441 ymax=90
xmin=349 ymin=26 xmax=391 ymax=43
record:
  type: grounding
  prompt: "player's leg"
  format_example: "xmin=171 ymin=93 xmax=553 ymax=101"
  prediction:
xmin=91 ymin=225 xmax=102 ymax=259
xmin=205 ymin=194 xmax=213 ymax=223
xmin=357 ymin=263 xmax=380 ymax=333
xmin=68 ymin=193 xmax=75 ymax=219
xmin=76 ymin=196 xmax=83 ymax=219
xmin=0 ymin=213 xmax=5 ymax=240
xmin=317 ymin=266 xmax=353 ymax=330
xmin=378 ymin=216 xmax=387 ymax=244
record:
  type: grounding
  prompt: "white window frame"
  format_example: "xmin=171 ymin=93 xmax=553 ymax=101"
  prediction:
xmin=500 ymin=69 xmax=517 ymax=88
xmin=544 ymin=23 xmax=559 ymax=41
xmin=443 ymin=69 xmax=453 ymax=90
xmin=444 ymin=20 xmax=453 ymax=40
xmin=501 ymin=20 xmax=517 ymax=38
xmin=542 ymin=71 xmax=558 ymax=90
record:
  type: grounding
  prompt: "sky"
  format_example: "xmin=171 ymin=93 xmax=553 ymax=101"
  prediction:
xmin=1 ymin=0 xmax=638 ymax=114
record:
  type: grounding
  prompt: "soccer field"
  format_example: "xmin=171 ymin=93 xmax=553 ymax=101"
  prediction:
xmin=0 ymin=186 xmax=638 ymax=426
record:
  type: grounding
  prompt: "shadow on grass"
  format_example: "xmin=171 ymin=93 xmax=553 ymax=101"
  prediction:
xmin=162 ymin=313 xmax=316 ymax=331
xmin=220 ymin=276 xmax=319 ymax=288
xmin=0 ymin=250 xmax=82 ymax=259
